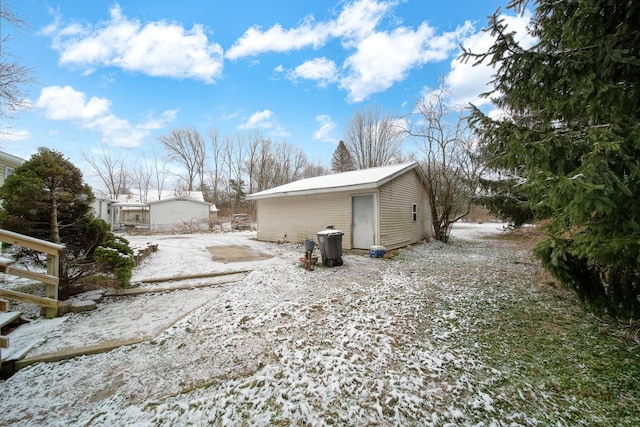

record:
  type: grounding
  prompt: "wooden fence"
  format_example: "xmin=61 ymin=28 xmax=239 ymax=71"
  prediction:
xmin=0 ymin=229 xmax=65 ymax=319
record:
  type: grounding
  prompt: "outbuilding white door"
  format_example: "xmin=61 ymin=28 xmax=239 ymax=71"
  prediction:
xmin=352 ymin=195 xmax=374 ymax=249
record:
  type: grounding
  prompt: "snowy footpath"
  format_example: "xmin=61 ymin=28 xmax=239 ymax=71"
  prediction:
xmin=0 ymin=223 xmax=566 ymax=426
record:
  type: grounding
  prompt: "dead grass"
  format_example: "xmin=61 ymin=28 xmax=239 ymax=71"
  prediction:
xmin=206 ymin=245 xmax=273 ymax=263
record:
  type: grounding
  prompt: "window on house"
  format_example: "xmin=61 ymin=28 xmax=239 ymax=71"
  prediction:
xmin=412 ymin=203 xmax=417 ymax=222
xmin=5 ymin=166 xmax=15 ymax=178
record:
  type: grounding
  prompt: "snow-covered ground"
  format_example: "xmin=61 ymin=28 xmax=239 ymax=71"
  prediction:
xmin=1 ymin=223 xmax=582 ymax=425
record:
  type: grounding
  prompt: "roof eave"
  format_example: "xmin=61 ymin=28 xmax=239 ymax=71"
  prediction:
xmin=247 ymin=182 xmax=378 ymax=200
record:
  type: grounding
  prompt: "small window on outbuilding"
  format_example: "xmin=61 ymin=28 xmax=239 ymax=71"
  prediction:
xmin=412 ymin=203 xmax=417 ymax=222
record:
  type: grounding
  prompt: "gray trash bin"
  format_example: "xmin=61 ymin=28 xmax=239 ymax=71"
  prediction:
xmin=317 ymin=229 xmax=343 ymax=267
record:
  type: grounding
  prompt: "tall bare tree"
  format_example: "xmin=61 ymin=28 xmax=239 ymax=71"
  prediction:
xmin=344 ymin=104 xmax=405 ymax=169
xmin=303 ymin=160 xmax=330 ymax=178
xmin=206 ymin=128 xmax=224 ymax=204
xmin=0 ymin=2 xmax=35 ymax=124
xmin=273 ymin=142 xmax=307 ymax=185
xmin=83 ymin=145 xmax=130 ymax=199
xmin=244 ymin=131 xmax=270 ymax=194
xmin=130 ymin=153 xmax=154 ymax=204
xmin=223 ymin=134 xmax=247 ymax=211
xmin=158 ymin=126 xmax=206 ymax=192
xmin=402 ymin=87 xmax=483 ymax=242
xmin=149 ymin=146 xmax=169 ymax=200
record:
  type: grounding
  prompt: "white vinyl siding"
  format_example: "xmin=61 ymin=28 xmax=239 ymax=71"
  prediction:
xmin=1 ymin=166 xmax=14 ymax=188
xmin=149 ymin=199 xmax=211 ymax=232
xmin=378 ymin=170 xmax=432 ymax=249
xmin=252 ymin=163 xmax=434 ymax=251
xmin=0 ymin=152 xmax=24 ymax=187
xmin=256 ymin=192 xmax=352 ymax=249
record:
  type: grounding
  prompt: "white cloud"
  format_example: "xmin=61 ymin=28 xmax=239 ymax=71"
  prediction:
xmin=0 ymin=129 xmax=30 ymax=142
xmin=312 ymin=115 xmax=337 ymax=143
xmin=341 ymin=22 xmax=473 ymax=102
xmin=138 ymin=110 xmax=179 ymax=130
xmin=45 ymin=4 xmax=223 ymax=83
xmin=226 ymin=0 xmax=388 ymax=60
xmin=327 ymin=0 xmax=390 ymax=47
xmin=35 ymin=85 xmax=176 ymax=147
xmin=36 ymin=85 xmax=110 ymax=120
xmin=444 ymin=11 xmax=536 ymax=108
xmin=238 ymin=110 xmax=289 ymax=137
xmin=290 ymin=58 xmax=338 ymax=87
xmin=227 ymin=0 xmax=478 ymax=102
xmin=226 ymin=19 xmax=327 ymax=60
xmin=221 ymin=110 xmax=241 ymax=120
xmin=239 ymin=110 xmax=275 ymax=129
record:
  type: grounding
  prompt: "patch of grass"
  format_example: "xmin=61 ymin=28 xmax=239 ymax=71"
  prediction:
xmin=418 ymin=229 xmax=640 ymax=425
xmin=451 ymin=232 xmax=640 ymax=425
xmin=473 ymin=295 xmax=640 ymax=424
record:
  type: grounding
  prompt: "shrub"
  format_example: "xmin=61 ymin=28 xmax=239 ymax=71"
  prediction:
xmin=95 ymin=235 xmax=134 ymax=287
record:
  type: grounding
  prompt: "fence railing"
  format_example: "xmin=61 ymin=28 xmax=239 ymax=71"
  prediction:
xmin=0 ymin=229 xmax=65 ymax=319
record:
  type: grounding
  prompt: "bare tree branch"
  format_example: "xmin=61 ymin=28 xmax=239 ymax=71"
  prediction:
xmin=344 ymin=104 xmax=405 ymax=169
xmin=83 ymin=145 xmax=130 ymax=199
xmin=158 ymin=126 xmax=206 ymax=192
xmin=402 ymin=87 xmax=485 ymax=242
xmin=0 ymin=2 xmax=36 ymax=124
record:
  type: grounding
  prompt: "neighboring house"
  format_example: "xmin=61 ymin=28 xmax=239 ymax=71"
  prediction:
xmin=148 ymin=197 xmax=212 ymax=232
xmin=113 ymin=202 xmax=149 ymax=229
xmin=247 ymin=162 xmax=434 ymax=250
xmin=91 ymin=190 xmax=218 ymax=232
xmin=0 ymin=151 xmax=25 ymax=187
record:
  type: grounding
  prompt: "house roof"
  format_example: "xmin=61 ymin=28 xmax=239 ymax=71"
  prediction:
xmin=0 ymin=151 xmax=26 ymax=166
xmin=148 ymin=197 xmax=211 ymax=207
xmin=247 ymin=162 xmax=424 ymax=200
xmin=95 ymin=190 xmax=207 ymax=204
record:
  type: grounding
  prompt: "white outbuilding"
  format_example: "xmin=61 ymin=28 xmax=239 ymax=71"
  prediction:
xmin=148 ymin=197 xmax=212 ymax=233
xmin=247 ymin=162 xmax=434 ymax=250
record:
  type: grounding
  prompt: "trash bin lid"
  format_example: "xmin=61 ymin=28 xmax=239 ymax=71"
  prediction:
xmin=317 ymin=229 xmax=343 ymax=236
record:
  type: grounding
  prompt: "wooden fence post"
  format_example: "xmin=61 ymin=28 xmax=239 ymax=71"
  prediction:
xmin=45 ymin=251 xmax=60 ymax=319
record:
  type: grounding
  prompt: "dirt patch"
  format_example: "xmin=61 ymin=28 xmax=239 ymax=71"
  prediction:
xmin=206 ymin=245 xmax=273 ymax=263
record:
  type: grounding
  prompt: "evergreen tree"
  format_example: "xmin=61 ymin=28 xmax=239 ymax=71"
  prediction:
xmin=0 ymin=148 xmax=133 ymax=290
xmin=465 ymin=0 xmax=640 ymax=317
xmin=228 ymin=178 xmax=246 ymax=211
xmin=331 ymin=140 xmax=355 ymax=173
xmin=474 ymin=176 xmax=534 ymax=227
xmin=0 ymin=148 xmax=94 ymax=244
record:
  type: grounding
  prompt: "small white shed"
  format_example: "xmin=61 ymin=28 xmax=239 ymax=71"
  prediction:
xmin=247 ymin=162 xmax=433 ymax=250
xmin=148 ymin=197 xmax=212 ymax=232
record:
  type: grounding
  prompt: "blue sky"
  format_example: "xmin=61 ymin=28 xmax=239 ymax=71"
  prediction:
xmin=1 ymin=0 xmax=531 ymax=187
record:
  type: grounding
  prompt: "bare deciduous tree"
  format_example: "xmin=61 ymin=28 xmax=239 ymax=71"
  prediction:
xmin=303 ymin=160 xmax=330 ymax=178
xmin=0 ymin=2 xmax=36 ymax=125
xmin=149 ymin=147 xmax=169 ymax=200
xmin=273 ymin=142 xmax=307 ymax=185
xmin=83 ymin=145 xmax=130 ymax=199
xmin=244 ymin=131 xmax=270 ymax=194
xmin=344 ymin=104 xmax=405 ymax=169
xmin=130 ymin=153 xmax=154 ymax=204
xmin=223 ymin=134 xmax=247 ymax=211
xmin=159 ymin=126 xmax=206 ymax=192
xmin=403 ymin=88 xmax=484 ymax=242
xmin=206 ymin=129 xmax=224 ymax=203
xmin=244 ymin=134 xmax=309 ymax=193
